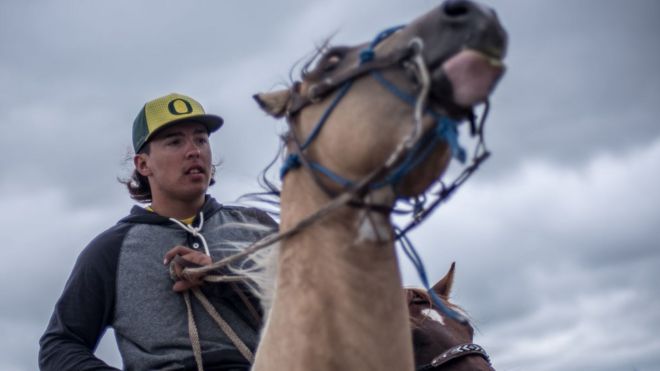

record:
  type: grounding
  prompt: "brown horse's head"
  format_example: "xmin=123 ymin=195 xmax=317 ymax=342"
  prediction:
xmin=256 ymin=0 xmax=507 ymax=200
xmin=407 ymin=263 xmax=494 ymax=371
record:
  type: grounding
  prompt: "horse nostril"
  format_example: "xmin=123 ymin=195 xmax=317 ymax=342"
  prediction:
xmin=443 ymin=0 xmax=470 ymax=17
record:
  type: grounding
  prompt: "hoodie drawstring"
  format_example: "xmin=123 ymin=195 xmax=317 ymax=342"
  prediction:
xmin=169 ymin=212 xmax=211 ymax=256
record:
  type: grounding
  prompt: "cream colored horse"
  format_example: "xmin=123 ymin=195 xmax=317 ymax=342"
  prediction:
xmin=251 ymin=1 xmax=507 ymax=370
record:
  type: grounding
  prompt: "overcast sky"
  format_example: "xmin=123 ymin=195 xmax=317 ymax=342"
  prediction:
xmin=1 ymin=0 xmax=659 ymax=370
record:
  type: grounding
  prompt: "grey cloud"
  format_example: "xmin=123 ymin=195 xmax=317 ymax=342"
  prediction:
xmin=478 ymin=0 xmax=660 ymax=178
xmin=2 ymin=0 xmax=659 ymax=370
xmin=401 ymin=138 xmax=660 ymax=370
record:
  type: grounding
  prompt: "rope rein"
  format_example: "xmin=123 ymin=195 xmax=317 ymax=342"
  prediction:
xmin=169 ymin=213 xmax=255 ymax=371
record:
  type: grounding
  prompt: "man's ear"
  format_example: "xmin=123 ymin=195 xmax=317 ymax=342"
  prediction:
xmin=253 ymin=89 xmax=291 ymax=118
xmin=134 ymin=154 xmax=151 ymax=177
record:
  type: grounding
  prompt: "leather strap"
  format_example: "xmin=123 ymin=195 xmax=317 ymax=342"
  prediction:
xmin=417 ymin=343 xmax=490 ymax=370
xmin=287 ymin=46 xmax=414 ymax=116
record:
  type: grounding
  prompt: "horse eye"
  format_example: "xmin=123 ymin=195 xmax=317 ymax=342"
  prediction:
xmin=318 ymin=46 xmax=351 ymax=73
xmin=322 ymin=54 xmax=342 ymax=72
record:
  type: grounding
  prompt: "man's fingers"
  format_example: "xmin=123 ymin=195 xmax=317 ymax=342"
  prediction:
xmin=165 ymin=246 xmax=212 ymax=292
xmin=172 ymin=274 xmax=205 ymax=292
xmin=164 ymin=245 xmax=211 ymax=266
xmin=173 ymin=280 xmax=194 ymax=292
xmin=173 ymin=255 xmax=204 ymax=269
xmin=181 ymin=252 xmax=212 ymax=266
xmin=163 ymin=245 xmax=195 ymax=265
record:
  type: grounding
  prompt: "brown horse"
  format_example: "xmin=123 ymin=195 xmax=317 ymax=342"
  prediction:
xmin=408 ymin=263 xmax=493 ymax=371
xmin=249 ymin=1 xmax=506 ymax=370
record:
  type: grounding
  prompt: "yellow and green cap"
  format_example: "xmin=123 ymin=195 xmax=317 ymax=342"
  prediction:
xmin=132 ymin=93 xmax=223 ymax=152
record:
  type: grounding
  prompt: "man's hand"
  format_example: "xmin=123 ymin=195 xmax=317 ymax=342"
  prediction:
xmin=163 ymin=245 xmax=212 ymax=292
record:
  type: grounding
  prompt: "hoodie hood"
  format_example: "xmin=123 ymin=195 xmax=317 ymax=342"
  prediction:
xmin=119 ymin=195 xmax=224 ymax=227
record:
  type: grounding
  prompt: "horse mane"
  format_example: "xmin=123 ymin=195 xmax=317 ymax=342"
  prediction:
xmin=236 ymin=36 xmax=347 ymax=214
xmin=299 ymin=37 xmax=343 ymax=82
xmin=235 ymin=140 xmax=283 ymax=217
xmin=230 ymin=241 xmax=280 ymax=316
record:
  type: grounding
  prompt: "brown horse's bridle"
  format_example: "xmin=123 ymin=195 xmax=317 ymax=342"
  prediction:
xmin=416 ymin=343 xmax=491 ymax=370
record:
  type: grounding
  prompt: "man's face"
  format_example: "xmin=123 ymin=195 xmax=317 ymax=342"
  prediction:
xmin=135 ymin=121 xmax=213 ymax=204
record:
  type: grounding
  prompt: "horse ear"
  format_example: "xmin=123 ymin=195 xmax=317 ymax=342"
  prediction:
xmin=432 ymin=262 xmax=456 ymax=299
xmin=253 ymin=89 xmax=291 ymax=118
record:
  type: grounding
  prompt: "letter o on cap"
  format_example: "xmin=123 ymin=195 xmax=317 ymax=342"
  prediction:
xmin=168 ymin=99 xmax=193 ymax=115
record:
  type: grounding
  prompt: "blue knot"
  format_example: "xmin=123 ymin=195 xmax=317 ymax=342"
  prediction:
xmin=280 ymin=154 xmax=302 ymax=179
xmin=436 ymin=117 xmax=467 ymax=163
xmin=360 ymin=49 xmax=375 ymax=64
xmin=361 ymin=25 xmax=405 ymax=65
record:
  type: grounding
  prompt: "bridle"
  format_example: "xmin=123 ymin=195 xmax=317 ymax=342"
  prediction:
xmin=280 ymin=25 xmax=476 ymax=197
xmin=280 ymin=24 xmax=493 ymax=224
xmin=278 ymin=26 xmax=493 ymax=324
xmin=416 ymin=343 xmax=491 ymax=370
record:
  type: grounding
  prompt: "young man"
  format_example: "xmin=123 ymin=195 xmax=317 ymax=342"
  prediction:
xmin=39 ymin=93 xmax=276 ymax=370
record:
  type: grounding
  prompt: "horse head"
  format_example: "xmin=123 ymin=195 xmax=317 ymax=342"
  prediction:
xmin=249 ymin=2 xmax=507 ymax=369
xmin=408 ymin=263 xmax=494 ymax=371
xmin=255 ymin=0 xmax=507 ymax=201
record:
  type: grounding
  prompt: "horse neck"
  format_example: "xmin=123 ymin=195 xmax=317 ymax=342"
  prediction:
xmin=252 ymin=169 xmax=415 ymax=371
xmin=277 ymin=169 xmax=399 ymax=285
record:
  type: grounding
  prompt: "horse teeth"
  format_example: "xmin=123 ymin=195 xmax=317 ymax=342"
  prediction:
xmin=474 ymin=50 xmax=503 ymax=67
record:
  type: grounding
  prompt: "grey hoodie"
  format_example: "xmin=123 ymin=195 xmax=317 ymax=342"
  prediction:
xmin=39 ymin=196 xmax=277 ymax=371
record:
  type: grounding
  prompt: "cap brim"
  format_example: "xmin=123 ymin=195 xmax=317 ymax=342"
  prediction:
xmin=173 ymin=114 xmax=224 ymax=133
xmin=146 ymin=114 xmax=224 ymax=143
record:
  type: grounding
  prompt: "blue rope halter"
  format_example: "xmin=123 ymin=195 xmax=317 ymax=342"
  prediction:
xmin=281 ymin=25 xmax=471 ymax=324
xmin=280 ymin=25 xmax=466 ymax=187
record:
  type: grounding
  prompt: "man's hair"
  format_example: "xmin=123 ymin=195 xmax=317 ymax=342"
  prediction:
xmin=119 ymin=143 xmax=216 ymax=203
